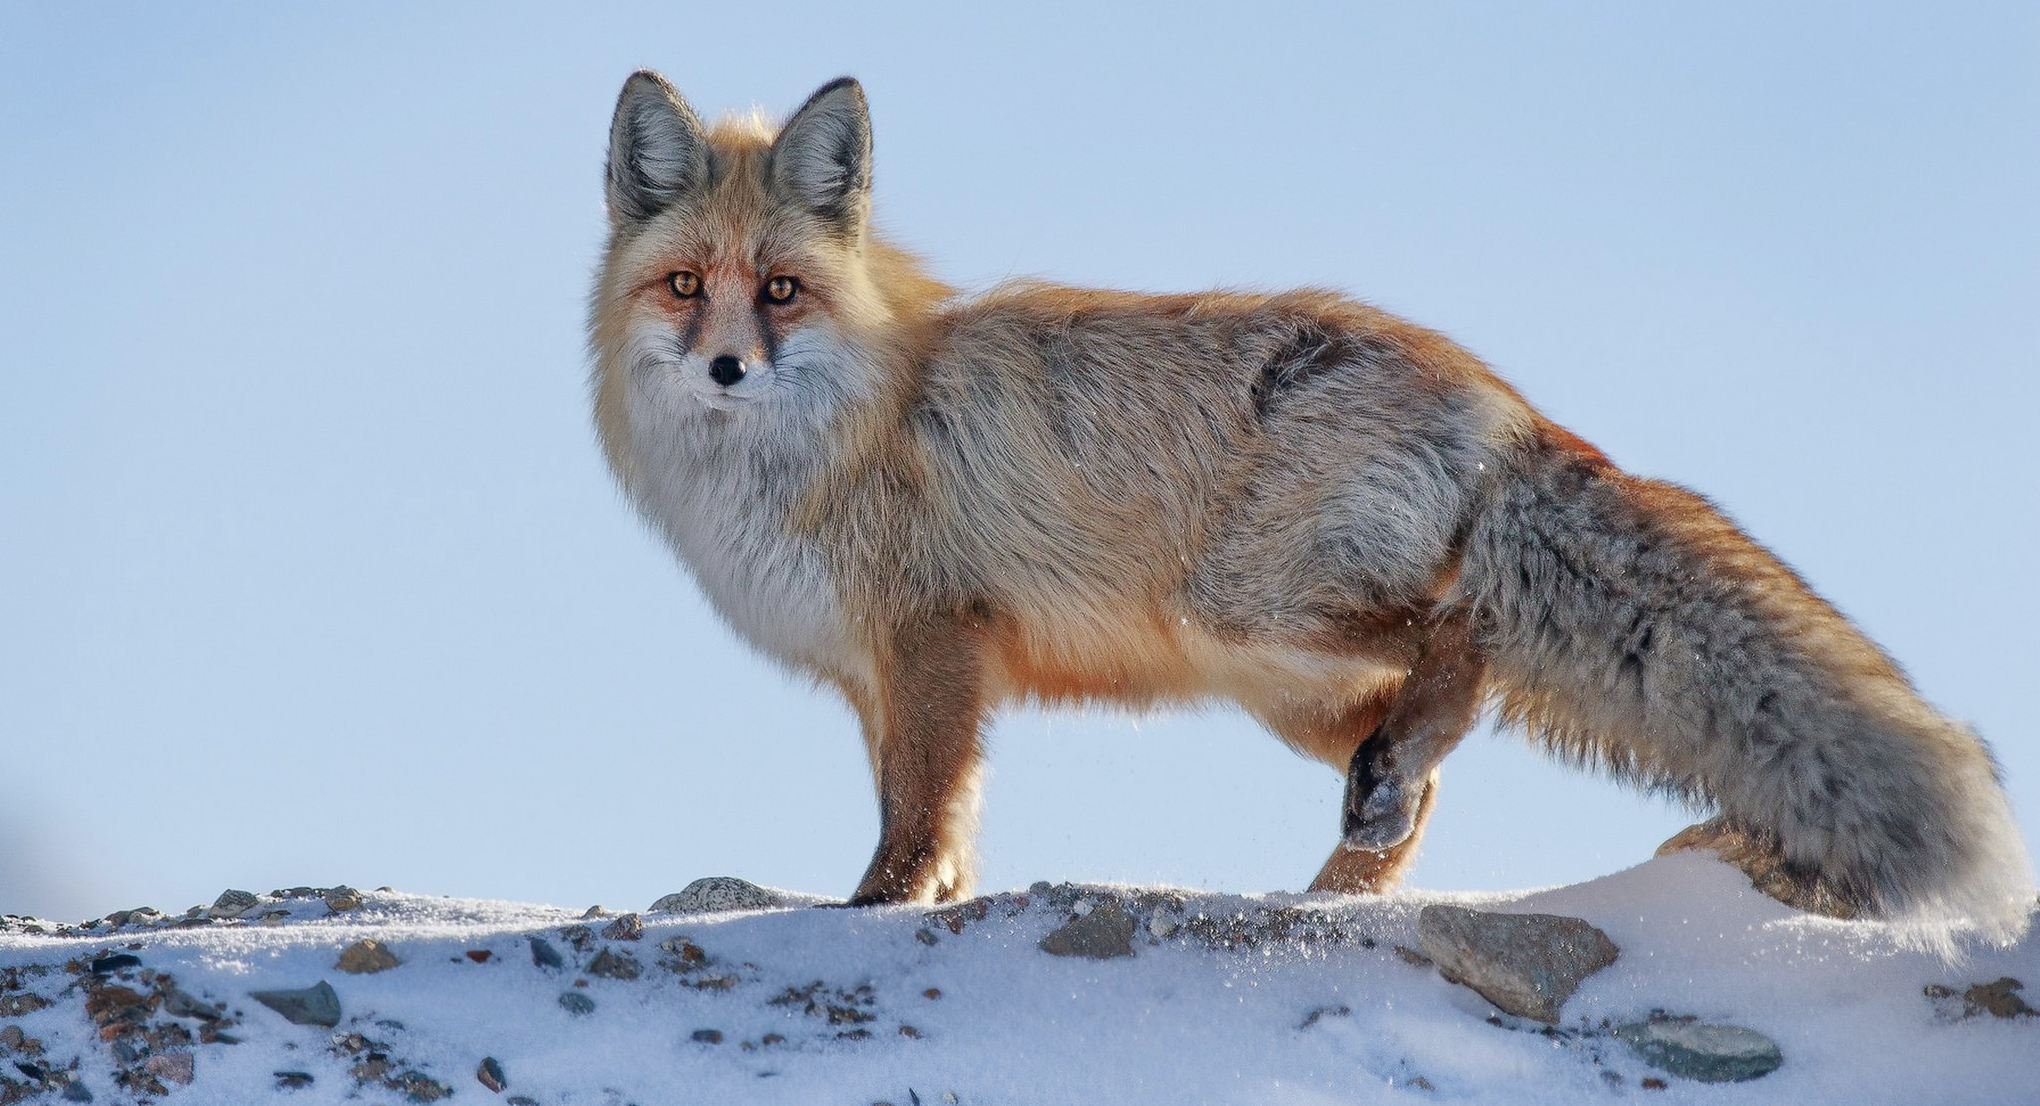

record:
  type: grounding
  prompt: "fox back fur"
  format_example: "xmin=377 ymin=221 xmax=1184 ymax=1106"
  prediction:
xmin=589 ymin=73 xmax=2033 ymax=943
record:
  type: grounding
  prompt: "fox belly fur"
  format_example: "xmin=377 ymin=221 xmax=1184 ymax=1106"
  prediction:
xmin=588 ymin=72 xmax=2034 ymax=941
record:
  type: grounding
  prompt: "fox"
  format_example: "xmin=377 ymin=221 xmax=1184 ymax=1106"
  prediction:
xmin=588 ymin=71 xmax=2034 ymax=942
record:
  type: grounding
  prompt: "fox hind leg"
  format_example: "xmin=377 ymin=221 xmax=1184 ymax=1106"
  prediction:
xmin=1265 ymin=689 xmax=1436 ymax=894
xmin=1311 ymin=770 xmax=1439 ymax=893
xmin=1340 ymin=606 xmax=1486 ymax=852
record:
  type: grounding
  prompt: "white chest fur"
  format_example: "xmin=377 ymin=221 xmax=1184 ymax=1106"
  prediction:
xmin=622 ymin=394 xmax=857 ymax=682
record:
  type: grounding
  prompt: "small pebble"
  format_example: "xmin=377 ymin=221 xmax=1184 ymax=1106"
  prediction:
xmin=558 ymin=992 xmax=595 ymax=1016
xmin=477 ymin=1056 xmax=507 ymax=1093
xmin=691 ymin=1028 xmax=724 ymax=1044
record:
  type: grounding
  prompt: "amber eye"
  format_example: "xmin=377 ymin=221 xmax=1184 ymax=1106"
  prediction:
xmin=764 ymin=276 xmax=798 ymax=303
xmin=668 ymin=271 xmax=702 ymax=298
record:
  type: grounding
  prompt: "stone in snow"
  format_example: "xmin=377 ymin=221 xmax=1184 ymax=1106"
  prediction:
xmin=558 ymin=992 xmax=595 ymax=1016
xmin=248 ymin=981 xmax=342 ymax=1028
xmin=1615 ymin=1016 xmax=1784 ymax=1083
xmin=1416 ymin=905 xmax=1618 ymax=1024
xmin=335 ymin=939 xmax=402 ymax=974
xmin=649 ymin=877 xmax=781 ymax=915
xmin=208 ymin=889 xmax=259 ymax=920
xmin=1039 ymin=900 xmax=1137 ymax=959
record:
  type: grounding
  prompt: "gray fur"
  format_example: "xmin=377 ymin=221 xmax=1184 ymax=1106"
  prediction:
xmin=605 ymin=71 xmax=710 ymax=228
xmin=1459 ymin=443 xmax=2032 ymax=944
xmin=767 ymin=77 xmax=871 ymax=228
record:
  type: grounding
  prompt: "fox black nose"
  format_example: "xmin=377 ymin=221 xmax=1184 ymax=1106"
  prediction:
xmin=708 ymin=355 xmax=746 ymax=387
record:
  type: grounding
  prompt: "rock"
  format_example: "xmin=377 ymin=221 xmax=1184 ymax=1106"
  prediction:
xmin=248 ymin=981 xmax=341 ymax=1027
xmin=162 ymin=988 xmax=222 ymax=1022
xmin=477 ymin=1056 xmax=508 ymax=1093
xmin=558 ymin=992 xmax=595 ymax=1016
xmin=208 ymin=890 xmax=260 ymax=920
xmin=1961 ymin=977 xmax=2036 ymax=1019
xmin=1657 ymin=818 xmax=1856 ymax=918
xmin=144 ymin=1052 xmax=195 ymax=1085
xmin=324 ymin=887 xmax=363 ymax=913
xmin=1416 ymin=905 xmax=1618 ymax=1024
xmin=650 ymin=877 xmax=781 ymax=914
xmin=89 ymin=954 xmax=141 ymax=975
xmin=335 ymin=939 xmax=401 ymax=975
xmin=62 ymin=1080 xmax=93 ymax=1102
xmin=691 ymin=1028 xmax=724 ymax=1044
xmin=601 ymin=913 xmax=644 ymax=941
xmin=1039 ymin=901 xmax=1137 ymax=959
xmin=528 ymin=937 xmax=564 ymax=970
xmin=1615 ymin=1016 xmax=1783 ymax=1083
xmin=1393 ymin=945 xmax=1433 ymax=968
xmin=274 ymin=1071 xmax=315 ymax=1090
xmin=0 ymin=994 xmax=50 ymax=1016
xmin=465 ymin=950 xmax=492 ymax=963
xmin=586 ymin=948 xmax=642 ymax=980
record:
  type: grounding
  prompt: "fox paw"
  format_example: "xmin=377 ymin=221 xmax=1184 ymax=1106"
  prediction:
xmin=1341 ymin=760 xmax=1423 ymax=851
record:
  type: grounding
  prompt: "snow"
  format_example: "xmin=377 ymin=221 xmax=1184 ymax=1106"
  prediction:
xmin=1 ymin=854 xmax=2034 ymax=1105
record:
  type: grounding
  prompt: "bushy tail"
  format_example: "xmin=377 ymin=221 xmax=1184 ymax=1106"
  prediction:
xmin=1460 ymin=433 xmax=2033 ymax=946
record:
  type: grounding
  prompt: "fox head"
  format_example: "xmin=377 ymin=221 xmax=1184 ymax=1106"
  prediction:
xmin=590 ymin=74 xmax=930 ymax=467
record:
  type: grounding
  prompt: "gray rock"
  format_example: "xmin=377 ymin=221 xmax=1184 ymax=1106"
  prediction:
xmin=1416 ymin=905 xmax=1618 ymax=1024
xmin=62 ymin=1080 xmax=94 ymax=1102
xmin=248 ymin=981 xmax=341 ymax=1027
xmin=208 ymin=889 xmax=260 ymax=920
xmin=558 ymin=992 xmax=595 ymax=1016
xmin=649 ymin=877 xmax=781 ymax=915
xmin=163 ymin=988 xmax=223 ymax=1022
xmin=600 ymin=913 xmax=644 ymax=941
xmin=335 ymin=939 xmax=401 ymax=975
xmin=324 ymin=887 xmax=363 ymax=913
xmin=528 ymin=936 xmax=564 ymax=970
xmin=477 ymin=1056 xmax=507 ymax=1093
xmin=1616 ymin=1016 xmax=1783 ymax=1083
xmin=1039 ymin=901 xmax=1137 ymax=959
xmin=586 ymin=948 xmax=642 ymax=980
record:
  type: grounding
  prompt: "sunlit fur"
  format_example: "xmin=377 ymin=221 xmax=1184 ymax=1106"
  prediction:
xmin=589 ymin=73 xmax=2034 ymax=944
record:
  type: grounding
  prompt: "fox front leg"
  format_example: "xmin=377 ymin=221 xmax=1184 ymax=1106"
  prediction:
xmin=1341 ymin=607 xmax=1486 ymax=850
xmin=845 ymin=613 xmax=989 ymax=906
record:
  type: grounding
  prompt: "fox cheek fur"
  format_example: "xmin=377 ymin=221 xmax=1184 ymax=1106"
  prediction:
xmin=589 ymin=72 xmax=2034 ymax=944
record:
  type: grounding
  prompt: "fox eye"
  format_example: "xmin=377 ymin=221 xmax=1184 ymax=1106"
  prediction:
xmin=764 ymin=276 xmax=798 ymax=303
xmin=668 ymin=271 xmax=702 ymax=298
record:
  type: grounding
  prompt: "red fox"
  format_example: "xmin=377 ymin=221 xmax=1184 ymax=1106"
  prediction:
xmin=589 ymin=73 xmax=2033 ymax=940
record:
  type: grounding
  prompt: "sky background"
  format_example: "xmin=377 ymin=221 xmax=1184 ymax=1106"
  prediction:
xmin=3 ymin=2 xmax=2036 ymax=924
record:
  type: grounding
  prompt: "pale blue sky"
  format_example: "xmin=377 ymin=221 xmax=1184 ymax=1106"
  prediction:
xmin=4 ymin=3 xmax=2036 ymax=922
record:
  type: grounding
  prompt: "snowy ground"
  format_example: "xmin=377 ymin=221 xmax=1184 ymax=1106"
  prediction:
xmin=1 ymin=853 xmax=2033 ymax=1105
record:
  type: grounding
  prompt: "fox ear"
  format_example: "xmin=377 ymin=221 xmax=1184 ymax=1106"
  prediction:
xmin=768 ymin=77 xmax=871 ymax=230
xmin=605 ymin=70 xmax=711 ymax=229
